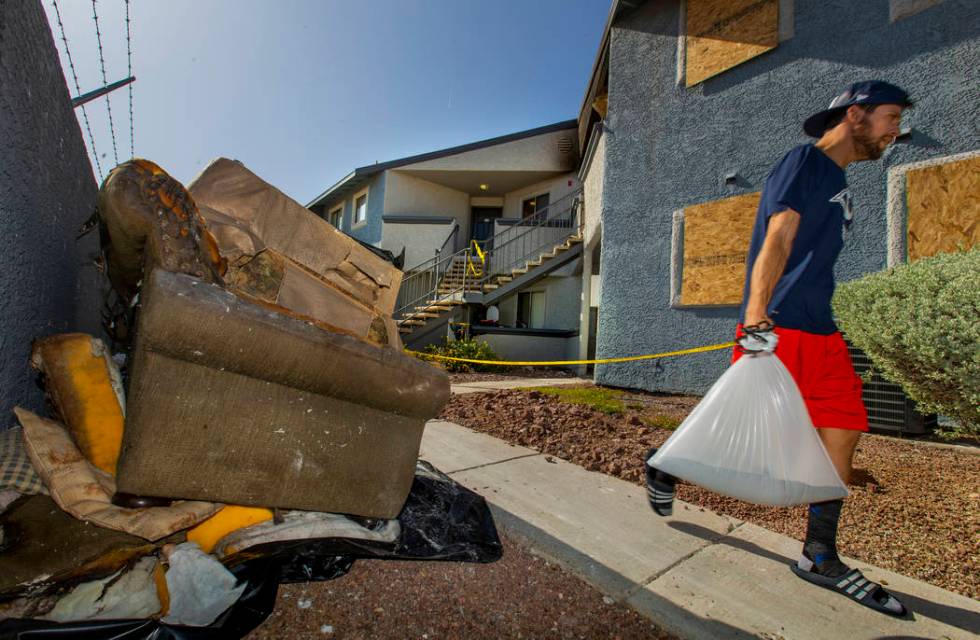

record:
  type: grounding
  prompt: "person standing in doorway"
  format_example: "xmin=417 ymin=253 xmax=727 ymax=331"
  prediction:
xmin=646 ymin=81 xmax=912 ymax=617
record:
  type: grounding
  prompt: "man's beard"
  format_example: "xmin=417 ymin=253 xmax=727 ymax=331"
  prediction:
xmin=852 ymin=117 xmax=888 ymax=160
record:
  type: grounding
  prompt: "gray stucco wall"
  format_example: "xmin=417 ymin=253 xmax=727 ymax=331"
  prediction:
xmin=596 ymin=0 xmax=979 ymax=394
xmin=1 ymin=0 xmax=101 ymax=423
xmin=332 ymin=172 xmax=385 ymax=245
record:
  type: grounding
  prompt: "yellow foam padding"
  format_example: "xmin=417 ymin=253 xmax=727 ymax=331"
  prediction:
xmin=153 ymin=559 xmax=170 ymax=617
xmin=30 ymin=334 xmax=126 ymax=475
xmin=186 ymin=505 xmax=274 ymax=554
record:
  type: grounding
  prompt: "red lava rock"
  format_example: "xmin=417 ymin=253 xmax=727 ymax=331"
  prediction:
xmin=247 ymin=533 xmax=673 ymax=639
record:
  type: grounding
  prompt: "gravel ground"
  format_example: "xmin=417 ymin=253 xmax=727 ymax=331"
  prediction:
xmin=247 ymin=533 xmax=673 ymax=640
xmin=439 ymin=388 xmax=980 ymax=599
xmin=448 ymin=369 xmax=577 ymax=384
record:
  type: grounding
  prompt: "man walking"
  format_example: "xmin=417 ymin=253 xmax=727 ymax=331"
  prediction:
xmin=646 ymin=81 xmax=912 ymax=617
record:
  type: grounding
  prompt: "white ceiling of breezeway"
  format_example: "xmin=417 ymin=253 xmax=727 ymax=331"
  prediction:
xmin=397 ymin=169 xmax=566 ymax=197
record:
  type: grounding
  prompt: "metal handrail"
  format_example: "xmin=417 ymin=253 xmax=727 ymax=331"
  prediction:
xmin=394 ymin=188 xmax=583 ymax=321
xmin=471 ymin=188 xmax=583 ymax=288
xmin=438 ymin=221 xmax=460 ymax=255
xmin=394 ymin=221 xmax=460 ymax=319
xmin=395 ymin=246 xmax=461 ymax=318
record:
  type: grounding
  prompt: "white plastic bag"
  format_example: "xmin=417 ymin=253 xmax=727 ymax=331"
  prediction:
xmin=649 ymin=353 xmax=848 ymax=506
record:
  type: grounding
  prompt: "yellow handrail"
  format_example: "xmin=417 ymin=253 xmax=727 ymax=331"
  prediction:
xmin=467 ymin=239 xmax=486 ymax=277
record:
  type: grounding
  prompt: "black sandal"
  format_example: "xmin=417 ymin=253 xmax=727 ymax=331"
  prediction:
xmin=791 ymin=557 xmax=908 ymax=617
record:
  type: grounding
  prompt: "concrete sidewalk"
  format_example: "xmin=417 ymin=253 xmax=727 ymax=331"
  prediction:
xmin=450 ymin=377 xmax=591 ymax=395
xmin=420 ymin=420 xmax=980 ymax=640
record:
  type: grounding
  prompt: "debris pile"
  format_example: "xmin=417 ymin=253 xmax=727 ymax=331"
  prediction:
xmin=0 ymin=159 xmax=500 ymax=637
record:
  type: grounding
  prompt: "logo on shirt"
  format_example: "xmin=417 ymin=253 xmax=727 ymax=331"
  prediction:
xmin=830 ymin=188 xmax=853 ymax=237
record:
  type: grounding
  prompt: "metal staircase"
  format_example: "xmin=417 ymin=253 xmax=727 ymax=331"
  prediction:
xmin=394 ymin=189 xmax=584 ymax=338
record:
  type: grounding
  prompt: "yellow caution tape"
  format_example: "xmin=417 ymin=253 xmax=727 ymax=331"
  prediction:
xmin=405 ymin=341 xmax=735 ymax=367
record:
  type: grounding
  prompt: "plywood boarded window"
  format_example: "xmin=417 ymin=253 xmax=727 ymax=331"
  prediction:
xmin=686 ymin=0 xmax=779 ymax=87
xmin=906 ymin=155 xmax=980 ymax=261
xmin=680 ymin=192 xmax=759 ymax=306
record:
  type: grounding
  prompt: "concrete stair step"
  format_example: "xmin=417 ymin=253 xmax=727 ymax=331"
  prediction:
xmin=426 ymin=299 xmax=465 ymax=306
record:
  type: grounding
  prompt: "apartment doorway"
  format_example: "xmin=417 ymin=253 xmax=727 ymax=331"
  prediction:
xmin=470 ymin=207 xmax=502 ymax=244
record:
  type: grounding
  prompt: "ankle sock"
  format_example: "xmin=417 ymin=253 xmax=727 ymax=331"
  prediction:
xmin=644 ymin=447 xmax=676 ymax=517
xmin=802 ymin=499 xmax=849 ymax=577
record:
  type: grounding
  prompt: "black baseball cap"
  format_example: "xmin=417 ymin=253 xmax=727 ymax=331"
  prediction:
xmin=803 ymin=80 xmax=913 ymax=137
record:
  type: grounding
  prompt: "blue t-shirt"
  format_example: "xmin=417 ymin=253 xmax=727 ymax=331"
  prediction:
xmin=739 ymin=144 xmax=851 ymax=335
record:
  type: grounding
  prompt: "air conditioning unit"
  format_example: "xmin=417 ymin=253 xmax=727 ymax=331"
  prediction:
xmin=845 ymin=341 xmax=936 ymax=435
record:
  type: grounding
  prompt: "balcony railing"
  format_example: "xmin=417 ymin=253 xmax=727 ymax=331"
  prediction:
xmin=394 ymin=189 xmax=583 ymax=321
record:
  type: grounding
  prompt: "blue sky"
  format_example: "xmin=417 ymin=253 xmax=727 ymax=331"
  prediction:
xmin=45 ymin=0 xmax=610 ymax=203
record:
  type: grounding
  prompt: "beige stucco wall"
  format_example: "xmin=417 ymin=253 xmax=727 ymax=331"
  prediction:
xmin=470 ymin=196 xmax=504 ymax=207
xmin=475 ymin=333 xmax=578 ymax=369
xmin=502 ymin=173 xmax=580 ymax=219
xmin=581 ymin=130 xmax=605 ymax=247
xmin=405 ymin=128 xmax=577 ymax=173
xmin=384 ymin=170 xmax=470 ymax=227
xmin=381 ymin=222 xmax=457 ymax=270
xmin=382 ymin=170 xmax=470 ymax=266
xmin=491 ymin=275 xmax=581 ymax=330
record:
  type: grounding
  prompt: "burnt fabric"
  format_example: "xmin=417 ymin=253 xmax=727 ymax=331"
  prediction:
xmin=97 ymin=159 xmax=226 ymax=303
xmin=0 ymin=461 xmax=500 ymax=640
xmin=0 ymin=495 xmax=157 ymax=599
xmin=188 ymin=158 xmax=402 ymax=315
xmin=116 ymin=270 xmax=449 ymax=518
xmin=15 ymin=409 xmax=221 ymax=541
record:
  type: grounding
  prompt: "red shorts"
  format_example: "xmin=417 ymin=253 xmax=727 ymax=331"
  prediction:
xmin=732 ymin=325 xmax=869 ymax=432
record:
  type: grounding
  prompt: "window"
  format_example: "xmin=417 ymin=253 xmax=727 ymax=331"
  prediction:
xmin=679 ymin=0 xmax=792 ymax=87
xmin=329 ymin=206 xmax=342 ymax=228
xmin=516 ymin=291 xmax=546 ymax=328
xmin=670 ymin=192 xmax=759 ymax=307
xmin=353 ymin=191 xmax=368 ymax=225
xmin=521 ymin=192 xmax=550 ymax=219
xmin=890 ymin=0 xmax=945 ymax=22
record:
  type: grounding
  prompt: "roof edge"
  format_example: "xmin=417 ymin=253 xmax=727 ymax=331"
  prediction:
xmin=307 ymin=119 xmax=578 ymax=208
xmin=577 ymin=0 xmax=647 ymax=151
xmin=305 ymin=170 xmax=356 ymax=208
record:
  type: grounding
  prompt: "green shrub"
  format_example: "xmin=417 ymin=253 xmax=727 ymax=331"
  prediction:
xmin=419 ymin=339 xmax=502 ymax=373
xmin=832 ymin=247 xmax=979 ymax=438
